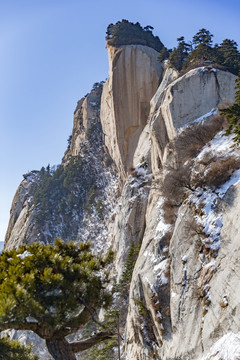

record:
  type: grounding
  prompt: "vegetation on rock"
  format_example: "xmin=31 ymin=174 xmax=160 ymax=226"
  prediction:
xmin=33 ymin=156 xmax=98 ymax=240
xmin=0 ymin=239 xmax=114 ymax=360
xmin=0 ymin=337 xmax=39 ymax=360
xmin=221 ymin=73 xmax=240 ymax=144
xmin=106 ymin=19 xmax=164 ymax=52
xmin=160 ymin=28 xmax=240 ymax=75
xmin=113 ymin=240 xmax=141 ymax=297
xmin=82 ymin=309 xmax=120 ymax=360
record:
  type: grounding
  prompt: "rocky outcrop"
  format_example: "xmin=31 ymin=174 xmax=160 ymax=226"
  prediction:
xmin=124 ymin=129 xmax=240 ymax=359
xmin=4 ymin=171 xmax=41 ymax=250
xmin=3 ymin=37 xmax=240 ymax=360
xmin=165 ymin=180 xmax=240 ymax=360
xmin=63 ymin=84 xmax=103 ymax=161
xmin=150 ymin=67 xmax=236 ymax=172
xmin=4 ymin=86 xmax=118 ymax=251
xmin=101 ymin=44 xmax=163 ymax=179
xmin=132 ymin=65 xmax=179 ymax=170
xmin=112 ymin=168 xmax=152 ymax=282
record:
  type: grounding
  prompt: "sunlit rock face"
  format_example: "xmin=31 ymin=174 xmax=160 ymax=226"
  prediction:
xmin=101 ymin=44 xmax=163 ymax=180
xmin=149 ymin=67 xmax=236 ymax=173
xmin=4 ymin=86 xmax=118 ymax=251
xmin=3 ymin=37 xmax=240 ymax=360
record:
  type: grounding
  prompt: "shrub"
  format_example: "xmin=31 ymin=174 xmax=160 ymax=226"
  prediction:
xmin=161 ymin=163 xmax=193 ymax=203
xmin=174 ymin=114 xmax=225 ymax=164
xmin=195 ymin=156 xmax=240 ymax=189
xmin=160 ymin=114 xmax=233 ymax=218
xmin=221 ymin=74 xmax=240 ymax=144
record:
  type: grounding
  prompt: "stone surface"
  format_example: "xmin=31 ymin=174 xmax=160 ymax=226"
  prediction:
xmin=149 ymin=67 xmax=237 ymax=174
xmin=3 ymin=42 xmax=240 ymax=360
xmin=112 ymin=170 xmax=151 ymax=282
xmin=4 ymin=171 xmax=42 ymax=250
xmin=4 ymin=88 xmax=117 ymax=252
xmin=101 ymin=44 xmax=163 ymax=179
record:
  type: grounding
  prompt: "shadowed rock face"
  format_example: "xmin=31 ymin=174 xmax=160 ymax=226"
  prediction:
xmin=101 ymin=44 xmax=163 ymax=180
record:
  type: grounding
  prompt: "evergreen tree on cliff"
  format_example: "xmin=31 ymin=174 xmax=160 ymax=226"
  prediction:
xmin=183 ymin=28 xmax=215 ymax=69
xmin=169 ymin=36 xmax=191 ymax=71
xmin=217 ymin=39 xmax=240 ymax=75
xmin=106 ymin=19 xmax=164 ymax=52
xmin=221 ymin=73 xmax=240 ymax=144
xmin=0 ymin=240 xmax=114 ymax=360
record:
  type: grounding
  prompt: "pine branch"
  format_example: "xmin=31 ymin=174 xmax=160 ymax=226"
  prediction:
xmin=0 ymin=321 xmax=38 ymax=332
xmin=69 ymin=331 xmax=114 ymax=352
xmin=57 ymin=306 xmax=92 ymax=336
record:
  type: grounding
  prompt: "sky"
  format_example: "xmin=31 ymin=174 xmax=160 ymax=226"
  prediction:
xmin=0 ymin=0 xmax=240 ymax=243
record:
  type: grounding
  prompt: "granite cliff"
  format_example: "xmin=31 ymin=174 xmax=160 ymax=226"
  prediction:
xmin=4 ymin=39 xmax=240 ymax=360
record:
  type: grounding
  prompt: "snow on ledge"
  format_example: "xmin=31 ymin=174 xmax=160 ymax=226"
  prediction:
xmin=177 ymin=108 xmax=217 ymax=134
xmin=202 ymin=332 xmax=240 ymax=360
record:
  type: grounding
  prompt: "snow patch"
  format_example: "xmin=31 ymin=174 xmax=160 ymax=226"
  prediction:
xmin=196 ymin=131 xmax=240 ymax=162
xmin=202 ymin=332 xmax=240 ymax=360
xmin=178 ymin=108 xmax=217 ymax=134
xmin=17 ymin=251 xmax=32 ymax=260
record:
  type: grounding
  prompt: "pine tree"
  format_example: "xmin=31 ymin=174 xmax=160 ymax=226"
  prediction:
xmin=169 ymin=36 xmax=191 ymax=71
xmin=221 ymin=74 xmax=240 ymax=144
xmin=0 ymin=337 xmax=39 ymax=360
xmin=105 ymin=20 xmax=164 ymax=52
xmin=0 ymin=240 xmax=114 ymax=360
xmin=217 ymin=39 xmax=240 ymax=75
xmin=158 ymin=46 xmax=171 ymax=62
xmin=183 ymin=29 xmax=215 ymax=69
xmin=192 ymin=28 xmax=213 ymax=46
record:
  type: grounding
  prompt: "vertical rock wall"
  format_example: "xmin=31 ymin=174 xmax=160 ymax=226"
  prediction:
xmin=101 ymin=44 xmax=163 ymax=179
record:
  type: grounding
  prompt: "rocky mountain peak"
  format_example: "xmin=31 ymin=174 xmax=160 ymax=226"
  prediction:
xmin=3 ymin=35 xmax=240 ymax=360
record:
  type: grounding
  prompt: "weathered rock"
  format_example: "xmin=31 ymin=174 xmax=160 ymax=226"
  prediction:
xmin=150 ymin=63 xmax=179 ymax=117
xmin=132 ymin=65 xmax=179 ymax=172
xmin=112 ymin=170 xmax=151 ymax=282
xmin=124 ymin=186 xmax=173 ymax=359
xmin=101 ymin=44 xmax=163 ymax=179
xmin=150 ymin=67 xmax=237 ymax=173
xmin=4 ymin=87 xmax=118 ymax=252
xmin=3 ymin=36 xmax=240 ymax=360
xmin=124 ymin=171 xmax=240 ymax=360
xmin=63 ymin=86 xmax=102 ymax=161
xmin=4 ymin=171 xmax=41 ymax=250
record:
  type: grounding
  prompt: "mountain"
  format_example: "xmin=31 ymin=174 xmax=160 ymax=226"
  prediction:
xmin=3 ymin=35 xmax=240 ymax=360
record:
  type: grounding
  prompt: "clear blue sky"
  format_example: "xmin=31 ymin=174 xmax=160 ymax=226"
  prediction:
xmin=0 ymin=0 xmax=240 ymax=243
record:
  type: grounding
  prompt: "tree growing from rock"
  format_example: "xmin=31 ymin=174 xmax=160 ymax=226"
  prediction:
xmin=169 ymin=36 xmax=191 ymax=71
xmin=217 ymin=39 xmax=240 ymax=75
xmin=165 ymin=28 xmax=240 ymax=74
xmin=221 ymin=73 xmax=240 ymax=144
xmin=0 ymin=240 xmax=114 ymax=360
xmin=105 ymin=19 xmax=164 ymax=52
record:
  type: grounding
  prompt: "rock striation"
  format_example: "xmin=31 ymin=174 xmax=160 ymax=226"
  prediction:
xmin=101 ymin=44 xmax=163 ymax=180
xmin=150 ymin=67 xmax=236 ymax=172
